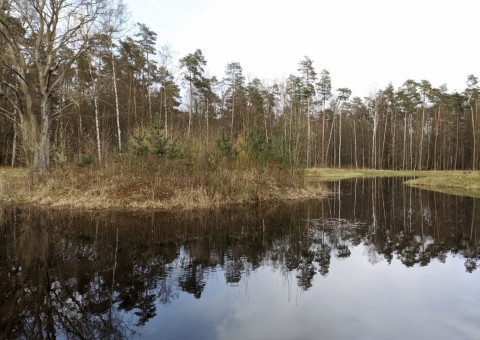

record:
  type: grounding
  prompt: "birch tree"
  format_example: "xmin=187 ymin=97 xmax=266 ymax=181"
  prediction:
xmin=101 ymin=0 xmax=127 ymax=152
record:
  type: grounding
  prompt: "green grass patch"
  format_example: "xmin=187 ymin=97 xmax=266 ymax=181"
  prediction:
xmin=406 ymin=173 xmax=480 ymax=199
xmin=306 ymin=168 xmax=480 ymax=198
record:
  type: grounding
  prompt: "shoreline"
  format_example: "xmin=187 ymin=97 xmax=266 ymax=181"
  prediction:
xmin=0 ymin=167 xmax=327 ymax=212
xmin=2 ymin=167 xmax=479 ymax=212
xmin=306 ymin=168 xmax=480 ymax=198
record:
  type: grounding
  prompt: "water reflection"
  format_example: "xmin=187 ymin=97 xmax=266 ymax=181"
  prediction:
xmin=0 ymin=178 xmax=479 ymax=339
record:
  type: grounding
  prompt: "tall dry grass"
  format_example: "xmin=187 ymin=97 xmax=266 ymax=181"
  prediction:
xmin=0 ymin=129 xmax=327 ymax=210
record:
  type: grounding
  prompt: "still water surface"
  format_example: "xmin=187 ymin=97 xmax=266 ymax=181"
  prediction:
xmin=0 ymin=178 xmax=479 ymax=339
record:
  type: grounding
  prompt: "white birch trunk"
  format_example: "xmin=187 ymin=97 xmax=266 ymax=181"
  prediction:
xmin=111 ymin=46 xmax=122 ymax=151
xmin=88 ymin=57 xmax=102 ymax=161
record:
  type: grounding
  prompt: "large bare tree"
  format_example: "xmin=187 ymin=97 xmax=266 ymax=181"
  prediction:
xmin=0 ymin=0 xmax=105 ymax=170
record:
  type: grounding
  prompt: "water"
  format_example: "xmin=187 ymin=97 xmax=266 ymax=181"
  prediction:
xmin=0 ymin=178 xmax=479 ymax=339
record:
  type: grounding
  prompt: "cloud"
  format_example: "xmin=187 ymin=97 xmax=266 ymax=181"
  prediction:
xmin=125 ymin=0 xmax=479 ymax=95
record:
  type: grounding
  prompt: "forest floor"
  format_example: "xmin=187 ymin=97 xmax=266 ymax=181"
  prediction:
xmin=0 ymin=162 xmax=327 ymax=211
xmin=306 ymin=168 xmax=480 ymax=198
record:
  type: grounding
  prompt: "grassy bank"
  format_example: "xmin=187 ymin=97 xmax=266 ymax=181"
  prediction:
xmin=2 ymin=166 xmax=478 ymax=210
xmin=406 ymin=173 xmax=480 ymax=198
xmin=0 ymin=160 xmax=326 ymax=211
xmin=306 ymin=168 xmax=480 ymax=198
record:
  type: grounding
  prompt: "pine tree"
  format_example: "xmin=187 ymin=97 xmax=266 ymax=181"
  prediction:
xmin=180 ymin=49 xmax=207 ymax=136
xmin=298 ymin=57 xmax=317 ymax=167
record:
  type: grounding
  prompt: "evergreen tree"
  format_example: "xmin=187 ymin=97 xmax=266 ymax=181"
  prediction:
xmin=180 ymin=49 xmax=207 ymax=135
xmin=298 ymin=56 xmax=317 ymax=167
xmin=223 ymin=62 xmax=245 ymax=139
xmin=318 ymin=69 xmax=332 ymax=166
xmin=136 ymin=23 xmax=158 ymax=121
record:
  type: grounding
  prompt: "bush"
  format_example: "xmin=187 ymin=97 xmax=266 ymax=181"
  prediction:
xmin=127 ymin=125 xmax=182 ymax=160
xmin=78 ymin=154 xmax=94 ymax=167
xmin=237 ymin=127 xmax=292 ymax=166
xmin=216 ymin=129 xmax=236 ymax=159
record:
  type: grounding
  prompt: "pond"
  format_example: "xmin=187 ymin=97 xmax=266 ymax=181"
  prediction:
xmin=0 ymin=178 xmax=479 ymax=339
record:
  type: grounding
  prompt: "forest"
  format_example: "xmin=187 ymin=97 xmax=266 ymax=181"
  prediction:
xmin=1 ymin=0 xmax=479 ymax=173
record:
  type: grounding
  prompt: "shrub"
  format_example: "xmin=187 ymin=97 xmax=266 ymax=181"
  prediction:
xmin=216 ymin=129 xmax=236 ymax=159
xmin=78 ymin=154 xmax=94 ymax=167
xmin=237 ymin=127 xmax=292 ymax=166
xmin=127 ymin=125 xmax=182 ymax=160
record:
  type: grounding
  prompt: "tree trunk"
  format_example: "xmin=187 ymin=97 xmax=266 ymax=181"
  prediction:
xmin=338 ymin=107 xmax=342 ymax=168
xmin=88 ymin=57 xmax=102 ymax=161
xmin=111 ymin=45 xmax=122 ymax=152
xmin=353 ymin=119 xmax=358 ymax=168
xmin=470 ymin=105 xmax=477 ymax=170
xmin=372 ymin=110 xmax=378 ymax=169
xmin=230 ymin=96 xmax=235 ymax=140
xmin=409 ymin=114 xmax=414 ymax=170
xmin=147 ymin=52 xmax=153 ymax=123
xmin=455 ymin=116 xmax=459 ymax=170
xmin=419 ymin=102 xmax=426 ymax=170
xmin=93 ymin=94 xmax=101 ymax=161
xmin=206 ymin=97 xmax=210 ymax=144
xmin=164 ymin=89 xmax=169 ymax=138
xmin=392 ymin=120 xmax=396 ymax=170
xmin=11 ymin=112 xmax=17 ymax=167
xmin=188 ymin=78 xmax=193 ymax=136
xmin=326 ymin=113 xmax=335 ymax=167
xmin=33 ymin=102 xmax=50 ymax=171
xmin=381 ymin=111 xmax=388 ymax=168
xmin=264 ymin=111 xmax=269 ymax=143
xmin=403 ymin=113 xmax=407 ymax=170
xmin=433 ymin=106 xmax=440 ymax=170
xmin=322 ymin=100 xmax=326 ymax=167
xmin=307 ymin=96 xmax=311 ymax=167
xmin=289 ymin=103 xmax=293 ymax=159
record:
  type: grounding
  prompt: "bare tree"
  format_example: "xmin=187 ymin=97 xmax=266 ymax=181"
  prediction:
xmin=0 ymin=0 xmax=105 ymax=170
xmin=101 ymin=0 xmax=128 ymax=152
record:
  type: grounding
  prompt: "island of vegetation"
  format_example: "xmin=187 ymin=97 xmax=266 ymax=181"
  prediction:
xmin=0 ymin=1 xmax=479 ymax=210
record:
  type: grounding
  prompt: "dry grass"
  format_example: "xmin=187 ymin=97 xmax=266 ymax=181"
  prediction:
xmin=0 ymin=167 xmax=29 ymax=200
xmin=3 ymin=165 xmax=477 ymax=210
xmin=0 ymin=159 xmax=327 ymax=211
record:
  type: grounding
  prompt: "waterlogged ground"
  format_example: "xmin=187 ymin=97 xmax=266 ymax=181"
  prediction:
xmin=0 ymin=178 xmax=479 ymax=339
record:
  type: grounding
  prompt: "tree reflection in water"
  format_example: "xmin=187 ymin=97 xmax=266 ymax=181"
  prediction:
xmin=0 ymin=178 xmax=478 ymax=338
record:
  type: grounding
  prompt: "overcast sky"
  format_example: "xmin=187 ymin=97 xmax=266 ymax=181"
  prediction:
xmin=124 ymin=0 xmax=479 ymax=97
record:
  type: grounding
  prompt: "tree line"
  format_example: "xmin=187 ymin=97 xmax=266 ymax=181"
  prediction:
xmin=1 ymin=0 xmax=479 ymax=170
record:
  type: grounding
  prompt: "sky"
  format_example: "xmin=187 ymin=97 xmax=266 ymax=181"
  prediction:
xmin=123 ymin=0 xmax=479 ymax=97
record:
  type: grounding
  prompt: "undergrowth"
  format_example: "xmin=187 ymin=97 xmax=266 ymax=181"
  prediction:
xmin=1 ymin=126 xmax=326 ymax=210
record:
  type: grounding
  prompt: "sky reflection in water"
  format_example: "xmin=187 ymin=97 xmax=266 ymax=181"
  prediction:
xmin=0 ymin=178 xmax=479 ymax=339
xmin=144 ymin=247 xmax=478 ymax=340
